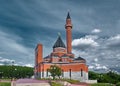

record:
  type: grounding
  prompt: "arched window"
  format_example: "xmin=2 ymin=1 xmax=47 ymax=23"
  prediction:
xmin=59 ymin=58 xmax=62 ymax=62
xmin=39 ymin=65 xmax=41 ymax=78
xmin=69 ymin=69 xmax=71 ymax=79
xmin=42 ymin=69 xmax=44 ymax=77
xmin=46 ymin=69 xmax=49 ymax=77
xmin=81 ymin=69 xmax=83 ymax=77
xmin=62 ymin=70 xmax=64 ymax=77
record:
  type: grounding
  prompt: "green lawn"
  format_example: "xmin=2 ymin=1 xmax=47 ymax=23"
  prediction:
xmin=61 ymin=78 xmax=80 ymax=84
xmin=50 ymin=82 xmax=62 ymax=86
xmin=0 ymin=82 xmax=11 ymax=86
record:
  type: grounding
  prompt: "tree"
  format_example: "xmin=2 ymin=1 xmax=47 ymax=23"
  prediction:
xmin=116 ymin=82 xmax=120 ymax=86
xmin=48 ymin=65 xmax=62 ymax=80
xmin=89 ymin=71 xmax=99 ymax=80
xmin=89 ymin=71 xmax=120 ymax=84
xmin=0 ymin=65 xmax=34 ymax=79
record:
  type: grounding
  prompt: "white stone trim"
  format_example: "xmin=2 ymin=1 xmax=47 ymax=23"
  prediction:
xmin=36 ymin=71 xmax=88 ymax=82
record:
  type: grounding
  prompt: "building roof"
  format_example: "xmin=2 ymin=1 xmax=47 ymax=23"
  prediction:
xmin=75 ymin=56 xmax=85 ymax=61
xmin=53 ymin=35 xmax=66 ymax=48
xmin=44 ymin=55 xmax=50 ymax=59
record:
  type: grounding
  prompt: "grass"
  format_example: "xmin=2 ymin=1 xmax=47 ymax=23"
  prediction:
xmin=0 ymin=82 xmax=11 ymax=86
xmin=50 ymin=82 xmax=62 ymax=86
xmin=91 ymin=83 xmax=114 ymax=86
xmin=37 ymin=78 xmax=80 ymax=84
xmin=61 ymin=78 xmax=80 ymax=84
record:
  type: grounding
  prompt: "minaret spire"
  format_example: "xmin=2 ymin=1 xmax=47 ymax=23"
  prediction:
xmin=67 ymin=12 xmax=71 ymax=19
xmin=65 ymin=12 xmax=72 ymax=54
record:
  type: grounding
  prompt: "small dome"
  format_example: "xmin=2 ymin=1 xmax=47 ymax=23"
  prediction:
xmin=75 ymin=56 xmax=85 ymax=61
xmin=53 ymin=36 xmax=66 ymax=48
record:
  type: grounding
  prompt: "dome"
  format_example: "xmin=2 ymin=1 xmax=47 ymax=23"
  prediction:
xmin=53 ymin=36 xmax=66 ymax=48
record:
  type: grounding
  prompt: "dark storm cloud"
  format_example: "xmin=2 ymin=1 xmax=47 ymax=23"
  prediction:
xmin=106 ymin=35 xmax=120 ymax=49
xmin=0 ymin=0 xmax=67 ymax=66
xmin=70 ymin=0 xmax=120 ymax=36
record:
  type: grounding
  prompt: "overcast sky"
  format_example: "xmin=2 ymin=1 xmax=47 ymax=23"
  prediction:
xmin=0 ymin=0 xmax=120 ymax=72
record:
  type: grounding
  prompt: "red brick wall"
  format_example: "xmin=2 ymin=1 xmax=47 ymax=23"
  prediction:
xmin=37 ymin=63 xmax=88 ymax=73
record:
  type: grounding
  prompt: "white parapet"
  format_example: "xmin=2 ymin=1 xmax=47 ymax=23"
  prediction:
xmin=37 ymin=71 xmax=89 ymax=82
xmin=62 ymin=71 xmax=88 ymax=81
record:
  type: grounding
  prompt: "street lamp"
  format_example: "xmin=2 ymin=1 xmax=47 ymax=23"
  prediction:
xmin=0 ymin=72 xmax=3 ymax=79
xmin=14 ymin=68 xmax=17 ymax=79
xmin=11 ymin=61 xmax=14 ymax=80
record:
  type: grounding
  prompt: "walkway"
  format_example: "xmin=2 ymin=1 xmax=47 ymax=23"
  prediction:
xmin=11 ymin=79 xmax=90 ymax=86
xmin=12 ymin=79 xmax=50 ymax=86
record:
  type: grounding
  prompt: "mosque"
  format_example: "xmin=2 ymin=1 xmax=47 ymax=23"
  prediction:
xmin=34 ymin=12 xmax=88 ymax=81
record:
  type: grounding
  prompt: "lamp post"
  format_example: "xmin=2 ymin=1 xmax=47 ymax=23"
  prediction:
xmin=14 ymin=68 xmax=17 ymax=79
xmin=0 ymin=72 xmax=1 ymax=79
xmin=11 ymin=61 xmax=14 ymax=80
xmin=0 ymin=72 xmax=3 ymax=79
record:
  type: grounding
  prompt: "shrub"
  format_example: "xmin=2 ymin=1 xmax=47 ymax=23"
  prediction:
xmin=116 ymin=82 xmax=120 ymax=86
xmin=61 ymin=78 xmax=80 ymax=84
xmin=50 ymin=82 xmax=62 ymax=86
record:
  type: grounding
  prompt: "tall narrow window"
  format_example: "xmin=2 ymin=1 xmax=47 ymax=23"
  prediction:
xmin=81 ymin=69 xmax=83 ymax=77
xmin=39 ymin=65 xmax=41 ymax=78
xmin=38 ymin=65 xmax=40 ymax=78
xmin=69 ymin=69 xmax=71 ymax=79
xmin=62 ymin=70 xmax=64 ymax=77
xmin=42 ymin=69 xmax=44 ymax=77
xmin=46 ymin=69 xmax=48 ymax=77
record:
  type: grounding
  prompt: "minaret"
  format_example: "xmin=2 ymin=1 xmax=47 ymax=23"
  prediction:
xmin=65 ymin=12 xmax=72 ymax=54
